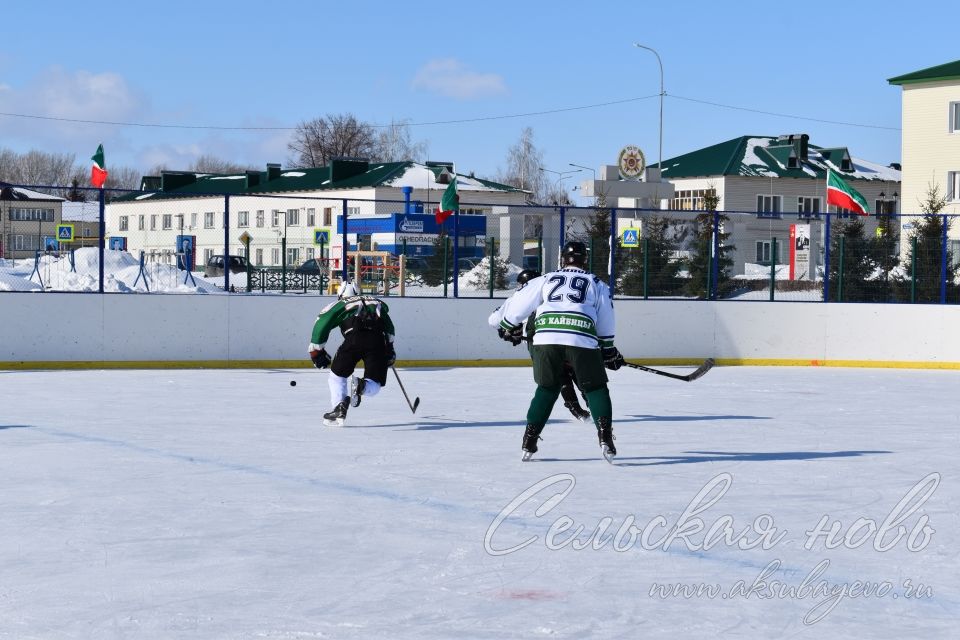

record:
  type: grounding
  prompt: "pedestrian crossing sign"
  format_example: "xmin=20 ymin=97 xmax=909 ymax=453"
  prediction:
xmin=314 ymin=229 xmax=329 ymax=245
xmin=57 ymin=224 xmax=75 ymax=242
xmin=621 ymin=227 xmax=639 ymax=247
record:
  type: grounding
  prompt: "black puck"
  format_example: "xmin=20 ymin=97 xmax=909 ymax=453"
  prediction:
xmin=290 ymin=380 xmax=297 ymax=387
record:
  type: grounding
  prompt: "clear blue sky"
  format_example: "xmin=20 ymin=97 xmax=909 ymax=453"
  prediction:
xmin=2 ymin=0 xmax=955 ymax=199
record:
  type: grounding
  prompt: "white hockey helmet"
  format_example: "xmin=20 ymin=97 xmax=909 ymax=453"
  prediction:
xmin=337 ymin=281 xmax=359 ymax=299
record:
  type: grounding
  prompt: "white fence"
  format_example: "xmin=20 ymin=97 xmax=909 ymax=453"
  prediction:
xmin=1 ymin=293 xmax=959 ymax=368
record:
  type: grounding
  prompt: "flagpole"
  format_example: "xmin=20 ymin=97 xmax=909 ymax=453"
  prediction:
xmin=452 ymin=163 xmax=459 ymax=298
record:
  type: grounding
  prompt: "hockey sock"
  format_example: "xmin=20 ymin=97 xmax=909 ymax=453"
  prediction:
xmin=584 ymin=388 xmax=612 ymax=424
xmin=361 ymin=379 xmax=381 ymax=397
xmin=526 ymin=385 xmax=561 ymax=426
xmin=328 ymin=373 xmax=349 ymax=407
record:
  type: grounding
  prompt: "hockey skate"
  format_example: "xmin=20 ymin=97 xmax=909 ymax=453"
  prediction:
xmin=521 ymin=423 xmax=544 ymax=461
xmin=564 ymin=401 xmax=592 ymax=423
xmin=350 ymin=376 xmax=366 ymax=408
xmin=596 ymin=416 xmax=616 ymax=463
xmin=323 ymin=398 xmax=350 ymax=427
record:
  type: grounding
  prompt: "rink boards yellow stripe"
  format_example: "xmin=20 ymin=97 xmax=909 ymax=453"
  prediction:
xmin=2 ymin=358 xmax=960 ymax=370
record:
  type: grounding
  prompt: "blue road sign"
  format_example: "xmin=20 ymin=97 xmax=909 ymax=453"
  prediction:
xmin=622 ymin=228 xmax=640 ymax=247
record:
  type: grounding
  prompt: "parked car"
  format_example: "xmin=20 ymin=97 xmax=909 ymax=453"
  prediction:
xmin=204 ymin=255 xmax=249 ymax=277
xmin=294 ymin=258 xmax=327 ymax=275
xmin=400 ymin=256 xmax=429 ymax=273
xmin=522 ymin=255 xmax=541 ymax=271
xmin=457 ymin=257 xmax=480 ymax=273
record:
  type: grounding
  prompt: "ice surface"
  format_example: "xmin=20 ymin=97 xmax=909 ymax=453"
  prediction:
xmin=0 ymin=366 xmax=957 ymax=638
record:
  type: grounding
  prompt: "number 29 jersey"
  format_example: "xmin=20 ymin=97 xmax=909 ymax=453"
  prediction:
xmin=498 ymin=267 xmax=615 ymax=350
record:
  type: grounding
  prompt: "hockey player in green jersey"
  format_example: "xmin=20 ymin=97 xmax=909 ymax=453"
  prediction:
xmin=308 ymin=281 xmax=397 ymax=426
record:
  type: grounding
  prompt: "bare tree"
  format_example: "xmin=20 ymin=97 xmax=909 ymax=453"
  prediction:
xmin=496 ymin=127 xmax=548 ymax=203
xmin=105 ymin=165 xmax=142 ymax=191
xmin=189 ymin=154 xmax=256 ymax=174
xmin=288 ymin=113 xmax=378 ymax=168
xmin=372 ymin=119 xmax=428 ymax=163
xmin=0 ymin=148 xmax=77 ymax=187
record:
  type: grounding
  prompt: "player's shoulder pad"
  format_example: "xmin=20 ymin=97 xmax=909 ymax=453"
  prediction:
xmin=319 ymin=298 xmax=342 ymax=314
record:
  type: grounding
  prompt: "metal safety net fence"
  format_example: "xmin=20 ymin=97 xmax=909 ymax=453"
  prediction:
xmin=2 ymin=182 xmax=960 ymax=303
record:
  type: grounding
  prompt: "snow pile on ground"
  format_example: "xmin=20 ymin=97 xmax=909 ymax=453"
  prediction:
xmin=0 ymin=248 xmax=223 ymax=293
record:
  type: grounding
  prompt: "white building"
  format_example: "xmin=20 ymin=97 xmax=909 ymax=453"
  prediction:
xmin=888 ymin=59 xmax=960 ymax=259
xmin=107 ymin=160 xmax=529 ymax=272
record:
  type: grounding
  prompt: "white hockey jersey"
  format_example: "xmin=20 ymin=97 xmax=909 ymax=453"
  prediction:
xmin=498 ymin=267 xmax=615 ymax=349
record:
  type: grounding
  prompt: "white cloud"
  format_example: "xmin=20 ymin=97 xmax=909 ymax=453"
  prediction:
xmin=0 ymin=66 xmax=148 ymax=154
xmin=412 ymin=58 xmax=507 ymax=100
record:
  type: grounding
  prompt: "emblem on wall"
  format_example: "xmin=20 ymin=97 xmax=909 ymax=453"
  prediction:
xmin=617 ymin=145 xmax=646 ymax=181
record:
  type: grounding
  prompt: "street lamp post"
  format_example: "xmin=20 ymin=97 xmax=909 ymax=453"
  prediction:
xmin=569 ymin=163 xmax=597 ymax=206
xmin=633 ymin=43 xmax=664 ymax=176
xmin=539 ymin=167 xmax=581 ymax=205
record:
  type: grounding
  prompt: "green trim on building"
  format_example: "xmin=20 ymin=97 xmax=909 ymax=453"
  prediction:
xmin=114 ymin=161 xmax=524 ymax=202
xmin=888 ymin=59 xmax=960 ymax=85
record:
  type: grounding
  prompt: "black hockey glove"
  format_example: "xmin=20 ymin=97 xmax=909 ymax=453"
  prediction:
xmin=498 ymin=325 xmax=524 ymax=346
xmin=385 ymin=342 xmax=397 ymax=367
xmin=602 ymin=346 xmax=624 ymax=371
xmin=310 ymin=348 xmax=331 ymax=369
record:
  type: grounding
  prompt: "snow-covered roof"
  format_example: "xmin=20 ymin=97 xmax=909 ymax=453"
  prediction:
xmin=0 ymin=182 xmax=66 ymax=202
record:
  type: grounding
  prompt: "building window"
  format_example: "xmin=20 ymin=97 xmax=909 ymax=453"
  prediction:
xmin=10 ymin=208 xmax=55 ymax=222
xmin=306 ymin=247 xmax=315 ymax=260
xmin=875 ymin=199 xmax=898 ymax=215
xmin=323 ymin=207 xmax=332 ymax=226
xmin=756 ymin=195 xmax=782 ymax=218
xmin=671 ymin=189 xmax=717 ymax=211
xmin=951 ymin=240 xmax=960 ymax=270
xmin=238 ymin=211 xmax=249 ymax=228
xmin=256 ymin=248 xmax=263 ymax=265
xmin=271 ymin=248 xmax=280 ymax=265
xmin=287 ymin=247 xmax=299 ymax=264
xmin=797 ymin=197 xmax=821 ymax=218
xmin=162 ymin=214 xmax=172 ymax=230
xmin=950 ymin=102 xmax=960 ymax=133
xmin=204 ymin=212 xmax=215 ymax=229
xmin=84 ymin=227 xmax=92 ymax=237
xmin=191 ymin=213 xmax=198 ymax=228
xmin=272 ymin=210 xmax=281 ymax=227
xmin=256 ymin=210 xmax=264 ymax=228
xmin=307 ymin=208 xmax=315 ymax=226
xmin=138 ymin=215 xmax=145 ymax=230
xmin=347 ymin=206 xmax=361 ymax=216
xmin=204 ymin=248 xmax=214 ymax=264
xmin=150 ymin=215 xmax=157 ymax=230
xmin=948 ymin=171 xmax=960 ymax=202
xmin=287 ymin=209 xmax=299 ymax=226
xmin=119 ymin=216 xmax=129 ymax=231
xmin=755 ymin=239 xmax=781 ymax=264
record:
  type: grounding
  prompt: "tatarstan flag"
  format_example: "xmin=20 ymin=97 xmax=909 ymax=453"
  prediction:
xmin=90 ymin=144 xmax=108 ymax=188
xmin=826 ymin=169 xmax=869 ymax=215
xmin=435 ymin=175 xmax=459 ymax=224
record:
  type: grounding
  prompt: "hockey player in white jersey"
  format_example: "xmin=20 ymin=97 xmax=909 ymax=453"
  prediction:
xmin=496 ymin=241 xmax=624 ymax=461
xmin=490 ymin=268 xmax=592 ymax=421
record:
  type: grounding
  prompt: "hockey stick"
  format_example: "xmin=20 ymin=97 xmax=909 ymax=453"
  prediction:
xmin=513 ymin=335 xmax=714 ymax=383
xmin=391 ymin=366 xmax=420 ymax=413
xmin=622 ymin=358 xmax=715 ymax=382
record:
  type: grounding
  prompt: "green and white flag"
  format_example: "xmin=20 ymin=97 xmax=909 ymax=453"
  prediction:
xmin=90 ymin=144 xmax=108 ymax=188
xmin=826 ymin=169 xmax=869 ymax=215
xmin=435 ymin=175 xmax=459 ymax=224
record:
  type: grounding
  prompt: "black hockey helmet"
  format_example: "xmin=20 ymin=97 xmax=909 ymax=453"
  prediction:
xmin=561 ymin=240 xmax=588 ymax=267
xmin=516 ymin=269 xmax=541 ymax=288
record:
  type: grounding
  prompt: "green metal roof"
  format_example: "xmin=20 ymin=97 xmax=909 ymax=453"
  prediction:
xmin=888 ymin=59 xmax=960 ymax=85
xmin=114 ymin=161 xmax=523 ymax=202
xmin=657 ymin=136 xmax=900 ymax=182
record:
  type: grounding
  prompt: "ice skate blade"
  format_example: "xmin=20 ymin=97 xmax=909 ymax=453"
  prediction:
xmin=601 ymin=445 xmax=616 ymax=464
xmin=323 ymin=418 xmax=345 ymax=427
xmin=521 ymin=450 xmax=534 ymax=462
